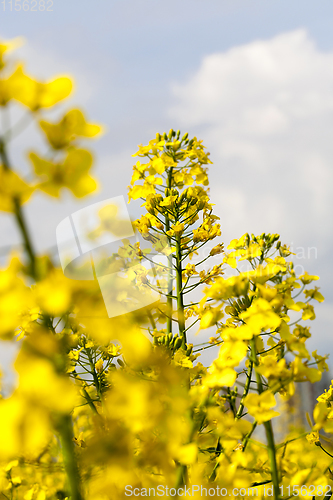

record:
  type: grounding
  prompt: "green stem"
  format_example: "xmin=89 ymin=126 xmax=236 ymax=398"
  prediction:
xmin=250 ymin=338 xmax=280 ymax=500
xmin=175 ymin=464 xmax=188 ymax=491
xmin=58 ymin=414 xmax=84 ymax=500
xmin=242 ymin=422 xmax=257 ymax=451
xmin=165 ymin=167 xmax=174 ymax=335
xmin=147 ymin=309 xmax=157 ymax=331
xmin=13 ymin=197 xmax=37 ymax=278
xmin=0 ymin=137 xmax=36 ymax=278
xmin=82 ymin=388 xmax=100 ymax=416
xmin=319 ymin=443 xmax=333 ymax=459
xmin=209 ymin=438 xmax=223 ymax=482
xmin=211 ymin=361 xmax=253 ymax=481
xmin=87 ymin=351 xmax=103 ymax=402
xmin=175 ymin=234 xmax=186 ymax=347
xmin=175 ymin=394 xmax=209 ymax=492
xmin=236 ymin=361 xmax=253 ymax=419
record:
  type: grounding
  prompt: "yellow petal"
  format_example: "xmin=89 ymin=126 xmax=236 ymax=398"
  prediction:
xmin=176 ymin=443 xmax=198 ymax=465
xmin=0 ymin=166 xmax=34 ymax=212
xmin=11 ymin=66 xmax=73 ymax=110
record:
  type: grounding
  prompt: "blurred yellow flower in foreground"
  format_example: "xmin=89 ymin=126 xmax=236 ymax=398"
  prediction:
xmin=30 ymin=148 xmax=98 ymax=198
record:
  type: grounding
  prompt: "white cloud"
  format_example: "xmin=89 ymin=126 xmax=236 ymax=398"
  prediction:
xmin=169 ymin=29 xmax=333 ymax=249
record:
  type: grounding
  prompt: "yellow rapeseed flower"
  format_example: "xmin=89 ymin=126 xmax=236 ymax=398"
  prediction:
xmin=244 ymin=391 xmax=279 ymax=424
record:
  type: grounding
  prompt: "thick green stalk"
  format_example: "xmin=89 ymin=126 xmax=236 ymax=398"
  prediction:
xmin=175 ymin=234 xmax=186 ymax=347
xmin=58 ymin=414 xmax=84 ymax=500
xmin=250 ymin=338 xmax=280 ymax=500
xmin=165 ymin=167 xmax=174 ymax=334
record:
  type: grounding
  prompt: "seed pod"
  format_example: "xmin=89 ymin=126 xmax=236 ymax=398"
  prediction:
xmin=186 ymin=345 xmax=193 ymax=356
xmin=171 ymin=334 xmax=179 ymax=346
xmin=174 ymin=337 xmax=183 ymax=350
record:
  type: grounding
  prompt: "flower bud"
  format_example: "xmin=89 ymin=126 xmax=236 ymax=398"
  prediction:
xmin=210 ymin=244 xmax=224 ymax=256
xmin=197 ymin=199 xmax=206 ymax=210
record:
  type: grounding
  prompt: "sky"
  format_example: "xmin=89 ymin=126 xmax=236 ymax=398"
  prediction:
xmin=1 ymin=0 xmax=333 ymax=381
